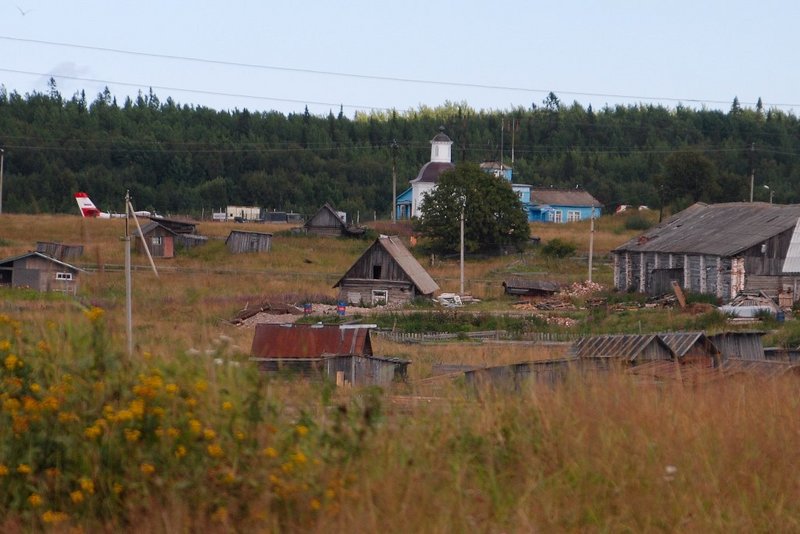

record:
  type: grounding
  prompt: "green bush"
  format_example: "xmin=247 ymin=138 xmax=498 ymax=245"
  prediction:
xmin=623 ymin=214 xmax=653 ymax=231
xmin=541 ymin=238 xmax=576 ymax=258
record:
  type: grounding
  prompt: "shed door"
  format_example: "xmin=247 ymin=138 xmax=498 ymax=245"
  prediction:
xmin=650 ymin=268 xmax=682 ymax=296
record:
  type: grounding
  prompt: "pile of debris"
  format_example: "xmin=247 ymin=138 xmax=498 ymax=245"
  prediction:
xmin=560 ymin=281 xmax=604 ymax=298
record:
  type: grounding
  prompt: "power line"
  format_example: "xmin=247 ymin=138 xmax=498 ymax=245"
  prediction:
xmin=1 ymin=34 xmax=795 ymax=109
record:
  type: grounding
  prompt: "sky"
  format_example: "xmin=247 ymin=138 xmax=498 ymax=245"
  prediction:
xmin=2 ymin=0 xmax=799 ymax=118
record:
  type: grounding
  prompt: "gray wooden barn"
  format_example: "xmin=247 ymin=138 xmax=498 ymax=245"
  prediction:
xmin=304 ymin=203 xmax=365 ymax=237
xmin=35 ymin=242 xmax=84 ymax=261
xmin=134 ymin=220 xmax=207 ymax=258
xmin=334 ymin=235 xmax=439 ymax=305
xmin=0 ymin=251 xmax=85 ymax=294
xmin=226 ymin=230 xmax=272 ymax=253
xmin=613 ymin=202 xmax=800 ymax=301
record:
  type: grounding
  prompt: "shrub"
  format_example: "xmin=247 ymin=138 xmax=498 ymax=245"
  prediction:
xmin=623 ymin=214 xmax=653 ymax=231
xmin=540 ymin=238 xmax=576 ymax=258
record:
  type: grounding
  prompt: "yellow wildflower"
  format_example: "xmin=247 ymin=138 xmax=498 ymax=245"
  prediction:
xmin=36 ymin=340 xmax=50 ymax=353
xmin=189 ymin=419 xmax=202 ymax=434
xmin=167 ymin=427 xmax=180 ymax=438
xmin=140 ymin=463 xmax=155 ymax=475
xmin=310 ymin=498 xmax=321 ymax=511
xmin=295 ymin=424 xmax=309 ymax=437
xmin=150 ymin=407 xmax=165 ymax=418
xmin=211 ymin=506 xmax=228 ymax=523
xmin=165 ymin=383 xmax=179 ymax=395
xmin=41 ymin=510 xmax=69 ymax=524
xmin=70 ymin=490 xmax=84 ymax=504
xmin=235 ymin=430 xmax=245 ymax=441
xmin=292 ymin=451 xmax=307 ymax=465
xmin=84 ymin=425 xmax=102 ymax=439
xmin=222 ymin=401 xmax=233 ymax=411
xmin=3 ymin=397 xmax=20 ymax=412
xmin=0 ymin=340 xmax=9 ymax=351
xmin=262 ymin=447 xmax=278 ymax=458
xmin=113 ymin=483 xmax=123 ymax=494
xmin=40 ymin=396 xmax=59 ymax=411
xmin=58 ymin=411 xmax=79 ymax=423
xmin=129 ymin=399 xmax=145 ymax=418
xmin=115 ymin=409 xmax=133 ymax=422
xmin=0 ymin=464 xmax=8 ymax=476
xmin=83 ymin=306 xmax=104 ymax=322
xmin=207 ymin=443 xmax=224 ymax=458
xmin=125 ymin=429 xmax=141 ymax=443
xmin=175 ymin=445 xmax=187 ymax=459
xmin=4 ymin=354 xmax=18 ymax=370
xmin=17 ymin=463 xmax=32 ymax=475
xmin=185 ymin=397 xmax=197 ymax=408
xmin=325 ymin=488 xmax=336 ymax=500
xmin=29 ymin=383 xmax=41 ymax=393
xmin=203 ymin=428 xmax=216 ymax=441
xmin=194 ymin=379 xmax=208 ymax=393
xmin=28 ymin=493 xmax=43 ymax=507
xmin=80 ymin=477 xmax=95 ymax=494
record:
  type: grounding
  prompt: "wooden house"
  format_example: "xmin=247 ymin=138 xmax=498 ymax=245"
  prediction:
xmin=304 ymin=203 xmax=364 ymax=237
xmin=570 ymin=334 xmax=676 ymax=370
xmin=528 ymin=189 xmax=602 ymax=223
xmin=334 ymin=235 xmax=439 ymax=305
xmin=613 ymin=202 xmax=800 ymax=300
xmin=249 ymin=324 xmax=408 ymax=386
xmin=0 ymin=251 xmax=85 ymax=294
xmin=225 ymin=230 xmax=272 ymax=254
xmin=134 ymin=221 xmax=207 ymax=258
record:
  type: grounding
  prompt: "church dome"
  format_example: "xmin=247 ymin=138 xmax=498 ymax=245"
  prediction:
xmin=411 ymin=161 xmax=455 ymax=183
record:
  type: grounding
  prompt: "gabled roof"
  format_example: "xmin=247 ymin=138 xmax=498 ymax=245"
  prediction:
xmin=334 ymin=235 xmax=439 ymax=295
xmin=658 ymin=331 xmax=720 ymax=360
xmin=614 ymin=202 xmax=800 ymax=256
xmin=0 ymin=251 xmax=85 ymax=273
xmin=570 ymin=334 xmax=675 ymax=362
xmin=250 ymin=324 xmax=373 ymax=359
xmin=529 ymin=189 xmax=602 ymax=208
xmin=304 ymin=203 xmax=347 ymax=229
xmin=134 ymin=221 xmax=179 ymax=237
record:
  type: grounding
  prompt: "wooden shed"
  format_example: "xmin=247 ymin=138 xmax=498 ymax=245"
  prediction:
xmin=334 ymin=235 xmax=439 ymax=306
xmin=304 ymin=203 xmax=365 ymax=237
xmin=0 ymin=251 xmax=85 ymax=294
xmin=226 ymin=230 xmax=272 ymax=254
xmin=570 ymin=334 xmax=676 ymax=367
xmin=249 ymin=324 xmax=408 ymax=386
xmin=502 ymin=278 xmax=560 ymax=298
xmin=134 ymin=221 xmax=207 ymax=258
xmin=613 ymin=202 xmax=800 ymax=301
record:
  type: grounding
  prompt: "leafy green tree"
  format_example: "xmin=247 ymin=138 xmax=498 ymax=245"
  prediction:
xmin=655 ymin=151 xmax=720 ymax=209
xmin=417 ymin=163 xmax=530 ymax=254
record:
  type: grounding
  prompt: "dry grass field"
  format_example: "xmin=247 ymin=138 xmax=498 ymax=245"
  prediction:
xmin=4 ymin=211 xmax=800 ymax=532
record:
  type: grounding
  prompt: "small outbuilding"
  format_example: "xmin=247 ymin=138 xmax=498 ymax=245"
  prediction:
xmin=570 ymin=334 xmax=676 ymax=367
xmin=249 ymin=323 xmax=408 ymax=386
xmin=35 ymin=242 xmax=84 ymax=261
xmin=304 ymin=203 xmax=365 ymax=237
xmin=134 ymin=221 xmax=207 ymax=258
xmin=502 ymin=278 xmax=560 ymax=298
xmin=334 ymin=235 xmax=439 ymax=306
xmin=0 ymin=251 xmax=85 ymax=294
xmin=225 ymin=230 xmax=272 ymax=254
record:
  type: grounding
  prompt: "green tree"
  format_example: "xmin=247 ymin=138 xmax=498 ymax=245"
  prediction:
xmin=417 ymin=163 xmax=530 ymax=254
xmin=655 ymin=151 xmax=720 ymax=209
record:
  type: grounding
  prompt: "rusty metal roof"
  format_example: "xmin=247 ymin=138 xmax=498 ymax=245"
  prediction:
xmin=570 ymin=334 xmax=675 ymax=362
xmin=250 ymin=324 xmax=373 ymax=359
xmin=614 ymin=202 xmax=800 ymax=256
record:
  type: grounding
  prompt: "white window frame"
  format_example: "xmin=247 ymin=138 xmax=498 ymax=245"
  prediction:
xmin=371 ymin=289 xmax=388 ymax=306
xmin=553 ymin=210 xmax=563 ymax=223
xmin=55 ymin=272 xmax=73 ymax=281
xmin=567 ymin=210 xmax=581 ymax=222
xmin=151 ymin=236 xmax=162 ymax=246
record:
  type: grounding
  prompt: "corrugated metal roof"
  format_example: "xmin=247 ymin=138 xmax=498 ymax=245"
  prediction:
xmin=658 ymin=332 xmax=720 ymax=359
xmin=614 ymin=202 xmax=800 ymax=256
xmin=529 ymin=189 xmax=602 ymax=208
xmin=782 ymin=218 xmax=800 ymax=272
xmin=334 ymin=236 xmax=439 ymax=295
xmin=0 ymin=251 xmax=86 ymax=273
xmin=570 ymin=334 xmax=674 ymax=361
xmin=250 ymin=324 xmax=373 ymax=359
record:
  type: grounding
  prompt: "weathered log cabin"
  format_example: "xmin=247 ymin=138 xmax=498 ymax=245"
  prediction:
xmin=0 ymin=251 xmax=85 ymax=294
xmin=304 ymin=203 xmax=364 ymax=237
xmin=613 ymin=202 xmax=800 ymax=301
xmin=225 ymin=230 xmax=272 ymax=253
xmin=334 ymin=235 xmax=439 ymax=306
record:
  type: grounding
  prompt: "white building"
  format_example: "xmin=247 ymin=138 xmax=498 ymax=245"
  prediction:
xmin=408 ymin=128 xmax=455 ymax=218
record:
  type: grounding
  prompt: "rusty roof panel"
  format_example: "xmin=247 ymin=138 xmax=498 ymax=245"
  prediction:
xmin=250 ymin=324 xmax=373 ymax=359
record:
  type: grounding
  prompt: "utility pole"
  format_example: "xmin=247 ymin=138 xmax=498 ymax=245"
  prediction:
xmin=749 ymin=142 xmax=755 ymax=202
xmin=390 ymin=139 xmax=398 ymax=223
xmin=500 ymin=118 xmax=504 ymax=169
xmin=460 ymin=202 xmax=465 ymax=295
xmin=124 ymin=191 xmax=133 ymax=357
xmin=588 ymin=206 xmax=595 ymax=283
xmin=0 ymin=148 xmax=5 ymax=215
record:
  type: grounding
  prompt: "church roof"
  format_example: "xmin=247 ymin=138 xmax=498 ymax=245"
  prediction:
xmin=431 ymin=132 xmax=452 ymax=143
xmin=410 ymin=161 xmax=455 ymax=184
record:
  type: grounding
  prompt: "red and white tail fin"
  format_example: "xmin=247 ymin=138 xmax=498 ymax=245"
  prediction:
xmin=74 ymin=192 xmax=106 ymax=218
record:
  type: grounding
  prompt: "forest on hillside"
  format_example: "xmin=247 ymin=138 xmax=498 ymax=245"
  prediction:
xmin=0 ymin=81 xmax=798 ymax=218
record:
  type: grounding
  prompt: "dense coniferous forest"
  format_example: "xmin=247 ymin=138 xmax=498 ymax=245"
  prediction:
xmin=1 ymin=82 xmax=799 ymax=218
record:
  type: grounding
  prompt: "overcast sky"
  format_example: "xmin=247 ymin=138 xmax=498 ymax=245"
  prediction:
xmin=2 ymin=0 xmax=798 ymax=117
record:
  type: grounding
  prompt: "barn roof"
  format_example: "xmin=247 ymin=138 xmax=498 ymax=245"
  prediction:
xmin=0 ymin=251 xmax=86 ymax=273
xmin=570 ymin=334 xmax=675 ymax=362
xmin=529 ymin=189 xmax=602 ymax=208
xmin=304 ymin=203 xmax=347 ymax=229
xmin=334 ymin=235 xmax=439 ymax=295
xmin=659 ymin=331 xmax=720 ymax=359
xmin=614 ymin=202 xmax=800 ymax=256
xmin=250 ymin=324 xmax=373 ymax=359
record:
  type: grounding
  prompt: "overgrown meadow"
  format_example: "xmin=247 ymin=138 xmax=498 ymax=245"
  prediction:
xmin=2 ymin=212 xmax=800 ymax=531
